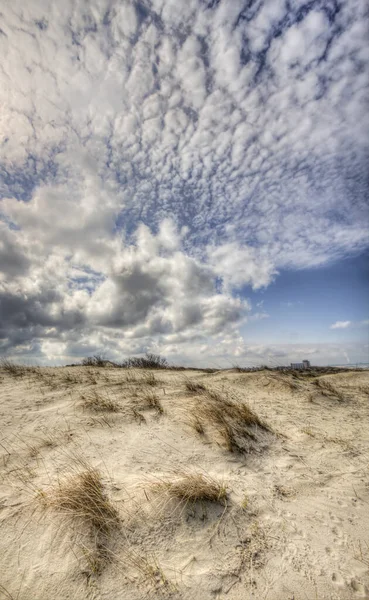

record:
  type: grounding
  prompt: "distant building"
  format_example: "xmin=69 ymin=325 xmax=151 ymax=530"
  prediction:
xmin=290 ymin=360 xmax=311 ymax=370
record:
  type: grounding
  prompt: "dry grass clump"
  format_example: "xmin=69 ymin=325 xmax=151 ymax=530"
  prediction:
xmin=188 ymin=387 xmax=269 ymax=453
xmin=59 ymin=371 xmax=81 ymax=386
xmin=81 ymin=391 xmax=121 ymax=412
xmin=42 ymin=465 xmax=120 ymax=574
xmin=0 ymin=358 xmax=32 ymax=378
xmin=264 ymin=373 xmax=301 ymax=392
xmin=189 ymin=415 xmax=205 ymax=435
xmin=142 ymin=371 xmax=160 ymax=387
xmin=46 ymin=468 xmax=119 ymax=530
xmin=124 ymin=369 xmax=140 ymax=384
xmin=357 ymin=384 xmax=369 ymax=395
xmin=82 ymin=368 xmax=99 ymax=385
xmin=185 ymin=380 xmax=206 ymax=393
xmin=149 ymin=472 xmax=227 ymax=506
xmin=125 ymin=551 xmax=177 ymax=592
xmin=312 ymin=378 xmax=346 ymax=401
xmin=131 ymin=408 xmax=146 ymax=424
xmin=139 ymin=393 xmax=164 ymax=415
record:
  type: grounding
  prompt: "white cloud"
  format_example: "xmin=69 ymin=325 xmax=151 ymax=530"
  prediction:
xmin=0 ymin=0 xmax=368 ymax=363
xmin=330 ymin=321 xmax=352 ymax=329
xmin=208 ymin=243 xmax=277 ymax=290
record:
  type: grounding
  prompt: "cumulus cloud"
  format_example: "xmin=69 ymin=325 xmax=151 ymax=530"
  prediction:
xmin=0 ymin=0 xmax=368 ymax=363
xmin=330 ymin=321 xmax=352 ymax=329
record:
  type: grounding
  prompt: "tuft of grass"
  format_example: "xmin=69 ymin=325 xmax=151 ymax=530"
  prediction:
xmin=126 ymin=551 xmax=177 ymax=592
xmin=0 ymin=359 xmax=30 ymax=378
xmin=264 ymin=372 xmax=301 ymax=392
xmin=131 ymin=408 xmax=146 ymax=424
xmin=312 ymin=378 xmax=345 ymax=401
xmin=188 ymin=387 xmax=269 ymax=453
xmin=44 ymin=467 xmax=119 ymax=532
xmin=149 ymin=472 xmax=227 ymax=506
xmin=240 ymin=493 xmax=249 ymax=510
xmin=185 ymin=380 xmax=206 ymax=393
xmin=140 ymin=393 xmax=164 ymax=415
xmin=189 ymin=415 xmax=205 ymax=435
xmin=302 ymin=427 xmax=316 ymax=437
xmin=357 ymin=384 xmax=369 ymax=395
xmin=142 ymin=371 xmax=160 ymax=387
xmin=124 ymin=370 xmax=140 ymax=384
xmin=353 ymin=540 xmax=369 ymax=568
xmin=42 ymin=464 xmax=120 ymax=574
xmin=83 ymin=369 xmax=98 ymax=385
xmin=81 ymin=391 xmax=120 ymax=412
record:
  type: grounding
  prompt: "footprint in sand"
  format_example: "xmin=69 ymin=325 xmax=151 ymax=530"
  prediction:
xmin=329 ymin=511 xmax=343 ymax=524
xmin=350 ymin=578 xmax=369 ymax=598
xmin=331 ymin=572 xmax=345 ymax=588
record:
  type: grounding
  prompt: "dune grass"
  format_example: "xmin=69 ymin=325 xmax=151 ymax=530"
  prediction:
xmin=0 ymin=359 xmax=33 ymax=378
xmin=81 ymin=391 xmax=121 ymax=412
xmin=139 ymin=393 xmax=164 ymax=415
xmin=312 ymin=378 xmax=346 ymax=402
xmin=185 ymin=380 xmax=206 ymax=393
xmin=187 ymin=386 xmax=269 ymax=453
xmin=149 ymin=471 xmax=227 ymax=506
xmin=125 ymin=550 xmax=177 ymax=592
xmin=142 ymin=371 xmax=160 ymax=387
xmin=42 ymin=463 xmax=120 ymax=574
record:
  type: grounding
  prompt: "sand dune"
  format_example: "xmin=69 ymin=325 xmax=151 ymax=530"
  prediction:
xmin=0 ymin=365 xmax=368 ymax=599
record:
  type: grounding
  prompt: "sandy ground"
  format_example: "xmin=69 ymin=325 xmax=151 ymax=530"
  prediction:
xmin=0 ymin=366 xmax=368 ymax=600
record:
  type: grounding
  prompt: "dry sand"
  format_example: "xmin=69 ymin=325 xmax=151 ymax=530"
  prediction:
xmin=0 ymin=366 xmax=368 ymax=599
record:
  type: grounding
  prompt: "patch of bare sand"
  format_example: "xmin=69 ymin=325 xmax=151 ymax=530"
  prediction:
xmin=0 ymin=366 xmax=368 ymax=599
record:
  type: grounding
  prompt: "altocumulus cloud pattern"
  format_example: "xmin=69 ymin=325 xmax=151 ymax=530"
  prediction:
xmin=0 ymin=0 xmax=368 ymax=364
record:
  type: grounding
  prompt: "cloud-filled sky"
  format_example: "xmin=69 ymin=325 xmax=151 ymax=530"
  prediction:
xmin=0 ymin=0 xmax=368 ymax=366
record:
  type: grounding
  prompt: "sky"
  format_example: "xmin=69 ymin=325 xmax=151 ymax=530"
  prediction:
xmin=0 ymin=0 xmax=368 ymax=367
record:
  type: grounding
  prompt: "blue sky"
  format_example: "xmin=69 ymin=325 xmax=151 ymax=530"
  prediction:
xmin=0 ymin=0 xmax=368 ymax=366
xmin=238 ymin=251 xmax=369 ymax=366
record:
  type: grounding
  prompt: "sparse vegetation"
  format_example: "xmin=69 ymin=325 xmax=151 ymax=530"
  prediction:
xmin=189 ymin=415 xmax=205 ymax=435
xmin=131 ymin=408 xmax=146 ymax=424
xmin=124 ymin=370 xmax=140 ymax=384
xmin=358 ymin=384 xmax=369 ymax=395
xmin=125 ymin=551 xmax=176 ymax=592
xmin=0 ymin=359 xmax=30 ymax=378
xmin=264 ymin=372 xmax=302 ymax=392
xmin=188 ymin=387 xmax=269 ymax=453
xmin=59 ymin=371 xmax=81 ymax=386
xmin=353 ymin=540 xmax=369 ymax=568
xmin=42 ymin=464 xmax=120 ymax=575
xmin=82 ymin=355 xmax=110 ymax=367
xmin=81 ymin=391 xmax=121 ymax=412
xmin=149 ymin=472 xmax=227 ymax=506
xmin=240 ymin=493 xmax=249 ymax=510
xmin=139 ymin=393 xmax=164 ymax=415
xmin=142 ymin=371 xmax=160 ymax=386
xmin=121 ymin=353 xmax=169 ymax=369
xmin=2 ymin=362 xmax=368 ymax=599
xmin=185 ymin=380 xmax=206 ymax=393
xmin=312 ymin=378 xmax=346 ymax=401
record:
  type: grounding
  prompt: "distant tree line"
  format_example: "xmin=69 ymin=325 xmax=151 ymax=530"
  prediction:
xmin=81 ymin=353 xmax=169 ymax=369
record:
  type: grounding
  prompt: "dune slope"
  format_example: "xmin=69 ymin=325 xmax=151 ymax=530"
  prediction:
xmin=0 ymin=366 xmax=368 ymax=599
